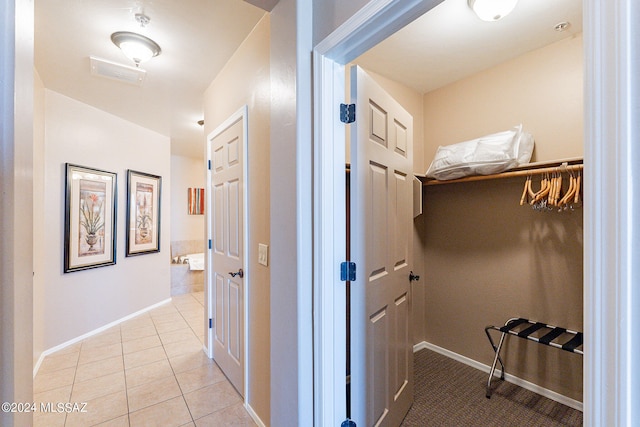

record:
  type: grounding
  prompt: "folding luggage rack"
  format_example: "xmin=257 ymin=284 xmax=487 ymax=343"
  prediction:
xmin=484 ymin=317 xmax=583 ymax=398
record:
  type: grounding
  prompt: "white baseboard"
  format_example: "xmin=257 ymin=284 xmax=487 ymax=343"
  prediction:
xmin=413 ymin=341 xmax=583 ymax=412
xmin=245 ymin=402 xmax=266 ymax=427
xmin=33 ymin=298 xmax=172 ymax=377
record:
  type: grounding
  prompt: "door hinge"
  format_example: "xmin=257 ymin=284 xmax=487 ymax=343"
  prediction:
xmin=209 ymin=318 xmax=213 ymax=329
xmin=208 ymin=239 xmax=212 ymax=250
xmin=340 ymin=103 xmax=356 ymax=124
xmin=340 ymin=261 xmax=356 ymax=281
xmin=341 ymin=419 xmax=356 ymax=427
xmin=208 ymin=159 xmax=211 ymax=170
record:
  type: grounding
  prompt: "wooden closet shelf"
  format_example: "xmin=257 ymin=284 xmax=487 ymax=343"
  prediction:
xmin=419 ymin=158 xmax=583 ymax=186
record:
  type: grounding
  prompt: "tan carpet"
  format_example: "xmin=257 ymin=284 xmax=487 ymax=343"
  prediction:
xmin=401 ymin=349 xmax=583 ymax=426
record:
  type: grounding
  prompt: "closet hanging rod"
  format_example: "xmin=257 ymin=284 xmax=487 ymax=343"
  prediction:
xmin=422 ymin=161 xmax=583 ymax=186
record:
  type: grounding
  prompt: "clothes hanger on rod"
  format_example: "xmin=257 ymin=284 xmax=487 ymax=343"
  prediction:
xmin=519 ymin=167 xmax=582 ymax=212
xmin=530 ymin=172 xmax=551 ymax=208
xmin=519 ymin=175 xmax=530 ymax=206
xmin=558 ymin=169 xmax=576 ymax=207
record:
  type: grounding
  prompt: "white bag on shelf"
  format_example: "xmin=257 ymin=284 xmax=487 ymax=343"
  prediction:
xmin=425 ymin=124 xmax=534 ymax=180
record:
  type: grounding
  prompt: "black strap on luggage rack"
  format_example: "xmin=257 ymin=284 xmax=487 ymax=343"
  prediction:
xmin=484 ymin=317 xmax=583 ymax=398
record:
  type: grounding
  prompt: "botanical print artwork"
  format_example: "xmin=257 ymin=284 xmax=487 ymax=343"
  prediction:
xmin=64 ymin=163 xmax=117 ymax=272
xmin=78 ymin=179 xmax=106 ymax=257
xmin=135 ymin=182 xmax=154 ymax=245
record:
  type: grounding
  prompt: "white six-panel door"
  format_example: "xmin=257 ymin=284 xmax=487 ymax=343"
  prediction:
xmin=350 ymin=66 xmax=414 ymax=427
xmin=209 ymin=117 xmax=245 ymax=396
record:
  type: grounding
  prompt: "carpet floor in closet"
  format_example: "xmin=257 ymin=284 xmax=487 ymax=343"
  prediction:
xmin=401 ymin=349 xmax=583 ymax=426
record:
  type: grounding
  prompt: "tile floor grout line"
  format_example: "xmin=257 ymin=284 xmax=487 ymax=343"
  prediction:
xmin=118 ymin=324 xmax=131 ymax=427
xmin=160 ymin=296 xmax=203 ymax=424
xmin=173 ymin=292 xmax=205 ymax=426
xmin=127 ymin=309 xmax=183 ymax=420
xmin=73 ymin=325 xmax=126 ymax=427
xmin=178 ymin=293 xmax=203 ymax=425
xmin=161 ymin=323 xmax=197 ymax=425
xmin=62 ymin=341 xmax=83 ymax=427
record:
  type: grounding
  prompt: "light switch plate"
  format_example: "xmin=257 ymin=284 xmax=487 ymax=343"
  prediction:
xmin=258 ymin=243 xmax=269 ymax=266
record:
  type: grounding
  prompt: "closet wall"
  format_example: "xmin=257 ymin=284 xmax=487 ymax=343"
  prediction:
xmin=418 ymin=34 xmax=584 ymax=401
xmin=423 ymin=34 xmax=583 ymax=162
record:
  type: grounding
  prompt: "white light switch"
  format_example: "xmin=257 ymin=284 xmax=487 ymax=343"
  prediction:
xmin=258 ymin=243 xmax=269 ymax=266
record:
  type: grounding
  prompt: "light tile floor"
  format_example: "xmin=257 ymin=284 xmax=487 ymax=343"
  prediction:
xmin=33 ymin=292 xmax=257 ymax=427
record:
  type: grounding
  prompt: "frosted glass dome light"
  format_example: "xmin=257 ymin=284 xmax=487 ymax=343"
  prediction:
xmin=468 ymin=0 xmax=519 ymax=21
xmin=111 ymin=31 xmax=161 ymax=67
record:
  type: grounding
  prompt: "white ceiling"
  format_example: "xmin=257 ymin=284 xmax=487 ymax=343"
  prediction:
xmin=35 ymin=0 xmax=582 ymax=159
xmin=35 ymin=0 xmax=266 ymax=158
xmin=355 ymin=0 xmax=583 ymax=94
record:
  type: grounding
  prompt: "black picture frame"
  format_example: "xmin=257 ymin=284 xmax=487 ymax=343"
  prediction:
xmin=64 ymin=163 xmax=117 ymax=273
xmin=126 ymin=169 xmax=162 ymax=256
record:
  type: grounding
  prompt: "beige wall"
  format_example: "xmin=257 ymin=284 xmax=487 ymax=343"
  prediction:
xmin=37 ymin=89 xmax=171 ymax=353
xmin=269 ymin=0 xmax=314 ymax=422
xmin=203 ymin=14 xmax=271 ymax=425
xmin=313 ymin=0 xmax=370 ymax=44
xmin=423 ymin=34 xmax=583 ymax=166
xmin=170 ymin=154 xmax=205 ymax=244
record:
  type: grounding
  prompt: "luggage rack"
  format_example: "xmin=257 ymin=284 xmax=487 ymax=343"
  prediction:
xmin=484 ymin=317 xmax=583 ymax=398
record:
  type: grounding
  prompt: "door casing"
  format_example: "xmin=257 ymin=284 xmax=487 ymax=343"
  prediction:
xmin=313 ymin=4 xmax=443 ymax=424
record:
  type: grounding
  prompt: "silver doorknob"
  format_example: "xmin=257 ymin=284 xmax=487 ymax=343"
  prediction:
xmin=229 ymin=268 xmax=244 ymax=278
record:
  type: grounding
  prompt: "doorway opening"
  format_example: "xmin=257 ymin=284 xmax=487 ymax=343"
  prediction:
xmin=313 ymin=0 xmax=586 ymax=425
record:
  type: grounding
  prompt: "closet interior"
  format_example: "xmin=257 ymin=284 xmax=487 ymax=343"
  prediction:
xmin=414 ymin=158 xmax=583 ymax=404
xmin=351 ymin=0 xmax=584 ymax=412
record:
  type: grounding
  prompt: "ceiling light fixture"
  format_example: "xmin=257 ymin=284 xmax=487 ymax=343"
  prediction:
xmin=554 ymin=21 xmax=571 ymax=32
xmin=111 ymin=31 xmax=161 ymax=67
xmin=468 ymin=0 xmax=519 ymax=22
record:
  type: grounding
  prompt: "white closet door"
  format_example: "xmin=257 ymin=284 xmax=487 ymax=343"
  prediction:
xmin=350 ymin=66 xmax=414 ymax=427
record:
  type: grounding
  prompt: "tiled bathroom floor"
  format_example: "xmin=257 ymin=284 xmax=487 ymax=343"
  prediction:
xmin=33 ymin=292 xmax=256 ymax=427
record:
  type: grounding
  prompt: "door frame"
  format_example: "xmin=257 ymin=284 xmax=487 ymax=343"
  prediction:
xmin=205 ymin=105 xmax=250 ymax=399
xmin=312 ymin=2 xmax=442 ymax=424
xmin=312 ymin=0 xmax=640 ymax=425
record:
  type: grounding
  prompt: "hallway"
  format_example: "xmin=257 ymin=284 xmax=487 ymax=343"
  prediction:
xmin=33 ymin=292 xmax=256 ymax=426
